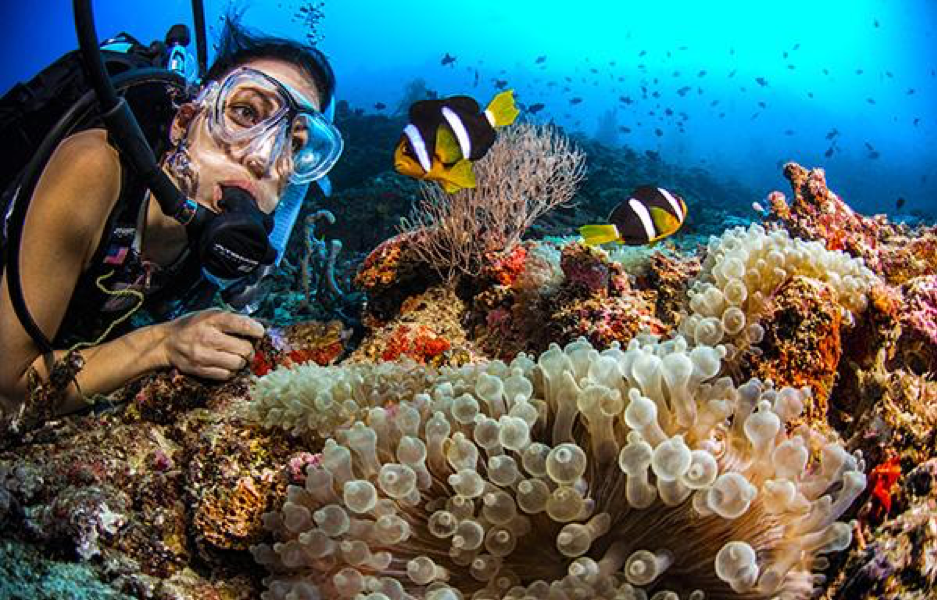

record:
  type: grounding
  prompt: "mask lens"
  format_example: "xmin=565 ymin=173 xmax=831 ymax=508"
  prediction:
xmin=287 ymin=112 xmax=343 ymax=183
xmin=213 ymin=70 xmax=288 ymax=143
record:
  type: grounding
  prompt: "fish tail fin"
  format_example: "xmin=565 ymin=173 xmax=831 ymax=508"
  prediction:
xmin=442 ymin=159 xmax=476 ymax=193
xmin=486 ymin=90 xmax=520 ymax=128
xmin=578 ymin=224 xmax=619 ymax=246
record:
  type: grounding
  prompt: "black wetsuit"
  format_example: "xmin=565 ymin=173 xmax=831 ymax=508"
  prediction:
xmin=54 ymin=135 xmax=215 ymax=348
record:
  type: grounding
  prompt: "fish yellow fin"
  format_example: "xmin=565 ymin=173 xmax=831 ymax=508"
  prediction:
xmin=486 ymin=90 xmax=520 ymax=128
xmin=578 ymin=224 xmax=620 ymax=246
xmin=435 ymin=125 xmax=463 ymax=163
xmin=441 ymin=159 xmax=476 ymax=193
xmin=649 ymin=207 xmax=681 ymax=239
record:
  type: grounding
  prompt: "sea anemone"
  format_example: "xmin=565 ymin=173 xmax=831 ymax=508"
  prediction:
xmin=681 ymin=223 xmax=878 ymax=354
xmin=250 ymin=335 xmax=865 ymax=600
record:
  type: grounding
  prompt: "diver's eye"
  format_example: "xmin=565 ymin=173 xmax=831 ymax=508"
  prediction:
xmin=228 ymin=104 xmax=261 ymax=127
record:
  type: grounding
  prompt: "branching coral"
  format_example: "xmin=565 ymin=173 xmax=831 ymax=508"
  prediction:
xmin=681 ymin=224 xmax=878 ymax=356
xmin=249 ymin=336 xmax=865 ymax=600
xmin=400 ymin=123 xmax=586 ymax=284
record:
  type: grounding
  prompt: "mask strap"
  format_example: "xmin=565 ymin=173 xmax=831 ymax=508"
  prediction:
xmin=269 ymin=182 xmax=310 ymax=265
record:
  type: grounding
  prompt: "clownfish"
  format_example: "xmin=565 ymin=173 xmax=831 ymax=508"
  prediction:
xmin=579 ymin=185 xmax=688 ymax=246
xmin=393 ymin=90 xmax=519 ymax=193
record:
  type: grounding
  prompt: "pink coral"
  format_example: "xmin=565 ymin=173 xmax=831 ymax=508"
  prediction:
xmin=904 ymin=276 xmax=937 ymax=347
xmin=560 ymin=243 xmax=613 ymax=294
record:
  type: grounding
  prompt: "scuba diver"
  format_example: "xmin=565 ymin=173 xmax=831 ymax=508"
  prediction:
xmin=0 ymin=15 xmax=342 ymax=420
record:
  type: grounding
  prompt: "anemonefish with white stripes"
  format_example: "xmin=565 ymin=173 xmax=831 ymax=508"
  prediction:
xmin=393 ymin=90 xmax=520 ymax=193
xmin=579 ymin=185 xmax=688 ymax=246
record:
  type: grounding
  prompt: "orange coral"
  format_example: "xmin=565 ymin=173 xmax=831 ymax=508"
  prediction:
xmin=193 ymin=476 xmax=271 ymax=550
xmin=380 ymin=324 xmax=451 ymax=363
xmin=866 ymin=455 xmax=902 ymax=522
xmin=484 ymin=244 xmax=529 ymax=286
xmin=748 ymin=277 xmax=842 ymax=423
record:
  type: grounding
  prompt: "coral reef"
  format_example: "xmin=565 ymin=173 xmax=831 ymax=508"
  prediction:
xmin=742 ymin=276 xmax=843 ymax=425
xmin=354 ymin=231 xmax=444 ymax=322
xmin=0 ymin=325 xmax=357 ymax=598
xmin=679 ymin=223 xmax=878 ymax=358
xmin=821 ymin=459 xmax=937 ymax=600
xmin=348 ymin=286 xmax=481 ymax=367
xmin=0 ymin=99 xmax=934 ymax=600
xmin=470 ymin=241 xmax=666 ymax=360
xmin=251 ymin=320 xmax=354 ymax=377
xmin=767 ymin=162 xmax=937 ymax=286
xmin=638 ymin=251 xmax=702 ymax=326
xmin=250 ymin=336 xmax=865 ymax=600
xmin=896 ymin=275 xmax=937 ymax=374
xmin=546 ymin=243 xmax=665 ymax=349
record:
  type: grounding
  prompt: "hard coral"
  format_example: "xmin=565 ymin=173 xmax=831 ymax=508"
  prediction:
xmin=639 ymin=251 xmax=701 ymax=326
xmin=251 ymin=321 xmax=353 ymax=377
xmin=550 ymin=293 xmax=666 ymax=350
xmin=745 ymin=276 xmax=843 ymax=426
xmin=481 ymin=244 xmax=529 ymax=288
xmin=897 ymin=275 xmax=937 ymax=374
xmin=0 ymin=416 xmax=190 ymax=574
xmin=768 ymin=163 xmax=883 ymax=268
xmin=355 ymin=231 xmax=443 ymax=322
xmin=548 ymin=242 xmax=664 ymax=349
xmin=193 ymin=475 xmax=272 ymax=551
xmin=823 ymin=459 xmax=937 ymax=600
xmin=767 ymin=162 xmax=937 ymax=286
xmin=250 ymin=336 xmax=865 ymax=600
xmin=349 ymin=286 xmax=479 ymax=367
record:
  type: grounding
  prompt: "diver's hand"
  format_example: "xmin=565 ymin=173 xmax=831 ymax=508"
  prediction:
xmin=160 ymin=309 xmax=264 ymax=380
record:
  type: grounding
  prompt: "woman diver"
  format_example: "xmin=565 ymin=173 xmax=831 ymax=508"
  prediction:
xmin=0 ymin=19 xmax=342 ymax=419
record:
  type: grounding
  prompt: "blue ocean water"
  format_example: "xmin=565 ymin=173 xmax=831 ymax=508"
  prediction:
xmin=2 ymin=0 xmax=934 ymax=219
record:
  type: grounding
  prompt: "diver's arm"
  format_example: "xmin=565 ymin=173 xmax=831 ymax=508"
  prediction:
xmin=0 ymin=129 xmax=165 ymax=415
xmin=0 ymin=130 xmax=262 ymax=419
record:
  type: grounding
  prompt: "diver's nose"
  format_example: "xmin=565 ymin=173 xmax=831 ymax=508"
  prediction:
xmin=241 ymin=131 xmax=277 ymax=178
xmin=244 ymin=153 xmax=269 ymax=178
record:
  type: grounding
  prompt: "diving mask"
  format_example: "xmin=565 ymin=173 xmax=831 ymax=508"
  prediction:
xmin=200 ymin=67 xmax=343 ymax=184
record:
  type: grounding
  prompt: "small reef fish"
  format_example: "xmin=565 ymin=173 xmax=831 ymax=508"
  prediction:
xmin=579 ymin=186 xmax=688 ymax=246
xmin=440 ymin=53 xmax=457 ymax=66
xmin=535 ymin=55 xmax=547 ymax=64
xmin=374 ymin=102 xmax=386 ymax=111
xmin=526 ymin=102 xmax=546 ymax=114
xmin=393 ymin=91 xmax=520 ymax=193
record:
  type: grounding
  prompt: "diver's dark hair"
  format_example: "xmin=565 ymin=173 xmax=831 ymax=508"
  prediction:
xmin=205 ymin=16 xmax=336 ymax=110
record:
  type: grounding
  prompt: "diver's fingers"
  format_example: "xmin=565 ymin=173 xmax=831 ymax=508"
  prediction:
xmin=216 ymin=312 xmax=265 ymax=339
xmin=189 ymin=366 xmax=237 ymax=381
xmin=211 ymin=330 xmax=255 ymax=361
xmin=207 ymin=350 xmax=248 ymax=373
